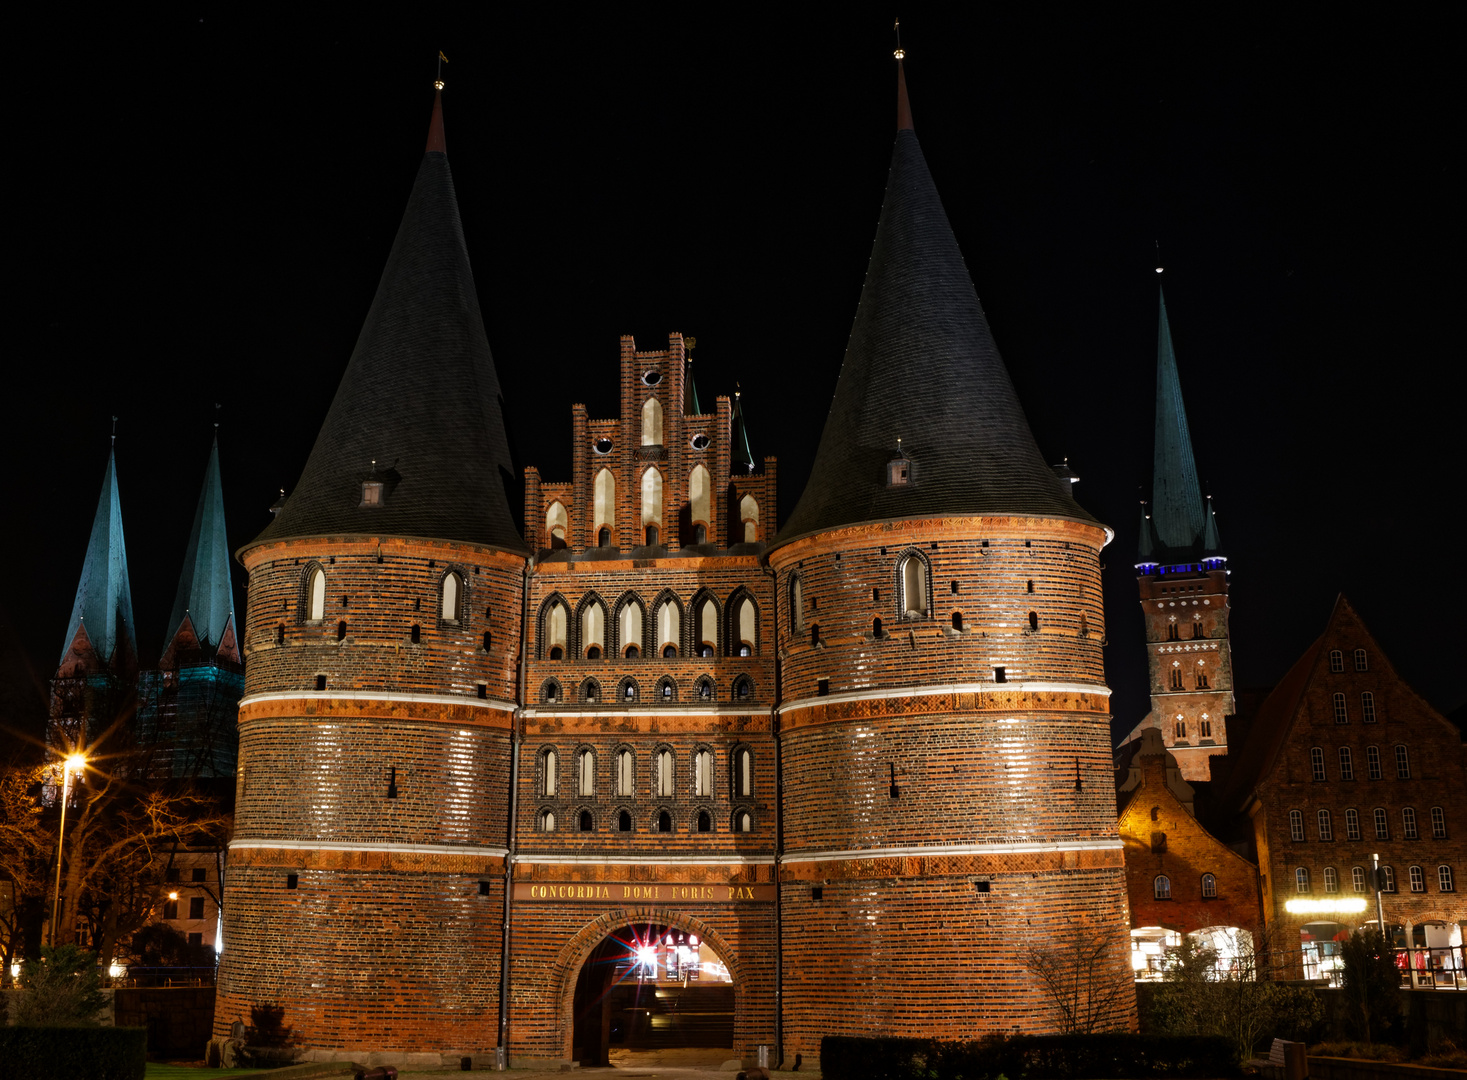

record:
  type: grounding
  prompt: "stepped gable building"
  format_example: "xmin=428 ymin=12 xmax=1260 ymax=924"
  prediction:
xmin=216 ymin=61 xmax=1134 ymax=1068
xmin=768 ymin=60 xmax=1133 ymax=1049
xmin=1117 ymin=288 xmax=1235 ymax=781
xmin=1219 ymin=596 xmax=1467 ymax=979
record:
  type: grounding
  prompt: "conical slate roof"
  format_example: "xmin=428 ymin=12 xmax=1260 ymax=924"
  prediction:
xmin=164 ymin=434 xmax=234 ymax=654
xmin=251 ymin=91 xmax=525 ymax=554
xmin=777 ymin=66 xmax=1094 ymax=546
xmin=1149 ymin=287 xmax=1207 ymax=555
xmin=61 ymin=449 xmax=136 ymax=665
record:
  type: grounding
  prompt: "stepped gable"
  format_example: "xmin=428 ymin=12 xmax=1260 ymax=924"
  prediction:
xmin=1148 ymin=287 xmax=1209 ymax=559
xmin=776 ymin=62 xmax=1094 ymax=546
xmin=60 ymin=448 xmax=137 ymax=667
xmin=164 ymin=434 xmax=234 ymax=655
xmin=253 ymin=90 xmax=526 ymax=555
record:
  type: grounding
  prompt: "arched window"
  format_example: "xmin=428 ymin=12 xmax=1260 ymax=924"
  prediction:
xmin=619 ymin=601 xmax=644 ymax=658
xmin=1380 ymin=865 xmax=1396 ymax=892
xmin=734 ymin=747 xmax=752 ymax=797
xmin=1351 ymin=866 xmax=1367 ymax=892
xmin=1310 ymin=747 xmax=1326 ymax=781
xmin=695 ymin=677 xmax=714 ymax=701
xmin=1431 ymin=806 xmax=1446 ymax=839
xmin=1339 ymin=747 xmax=1354 ymax=780
xmin=1361 ymin=692 xmax=1377 ymax=723
xmin=641 ymin=468 xmax=663 ymax=544
xmin=656 ymin=598 xmax=680 ymax=657
xmin=689 ymin=464 xmax=711 ymax=537
xmin=658 ymin=677 xmax=675 ymax=702
xmin=618 ymin=809 xmax=632 ymax=832
xmin=1401 ymin=807 xmax=1418 ymax=839
xmin=579 ymin=809 xmax=594 ymax=833
xmin=697 ymin=597 xmax=718 ymax=655
xmin=577 ymin=749 xmax=595 ymax=796
xmin=1289 ymin=809 xmax=1305 ymax=842
xmin=539 ymin=809 xmax=556 ymax=832
xmin=872 ymin=617 xmax=883 ymax=637
xmin=734 ymin=810 xmax=752 ymax=833
xmin=1201 ymin=873 xmax=1217 ymax=898
xmin=616 ymin=749 xmax=634 ymax=797
xmin=642 ymin=397 xmax=663 ymax=445
xmin=544 ymin=599 xmax=568 ymax=660
xmin=1408 ymin=865 xmax=1425 ymax=892
xmin=1345 ymin=808 xmax=1360 ymax=839
xmin=1295 ymin=867 xmax=1311 ymax=893
xmin=901 ymin=555 xmax=927 ymax=617
xmin=1323 ymin=866 xmax=1339 ymax=893
xmin=441 ymin=572 xmax=463 ymax=622
xmin=733 ymin=675 xmax=753 ymax=701
xmin=1373 ymin=807 xmax=1389 ymax=839
xmin=656 ymin=749 xmax=674 ymax=797
xmin=542 ymin=680 xmax=560 ymax=704
xmin=1154 ymin=875 xmax=1171 ymax=900
xmin=694 ymin=749 xmax=712 ymax=797
xmin=1439 ymin=865 xmax=1455 ymax=892
xmin=790 ymin=574 xmax=805 ymax=633
xmin=1318 ymin=809 xmax=1333 ymax=840
xmin=337 ymin=620 xmax=347 ymax=641
xmin=307 ymin=566 xmax=326 ymax=621
xmin=593 ymin=468 xmax=616 ymax=540
xmin=620 ymin=678 xmax=637 ymax=702
xmin=1394 ymin=745 xmax=1410 ymax=779
xmin=1150 ymin=806 xmax=1160 ymax=822
xmin=739 ymin=494 xmax=759 ymax=543
xmin=657 ymin=809 xmax=673 ymax=833
xmin=546 ymin=501 xmax=568 ymax=548
xmin=1367 ymin=745 xmax=1382 ymax=780
xmin=541 ymin=749 xmax=558 ymax=797
xmin=1333 ymin=693 xmax=1349 ymax=723
xmin=1028 ymin=611 xmax=1039 ymax=632
xmin=697 ymin=810 xmax=711 ymax=833
xmin=737 ymin=597 xmax=756 ymax=656
xmin=951 ymin=611 xmax=963 ymax=631
xmin=1329 ymin=649 xmax=1344 ymax=673
xmin=1354 ymin=648 xmax=1368 ymax=671
xmin=581 ymin=599 xmax=606 ymax=658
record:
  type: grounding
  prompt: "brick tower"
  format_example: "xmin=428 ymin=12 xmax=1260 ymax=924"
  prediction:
xmin=767 ymin=61 xmax=1134 ymax=1052
xmin=1121 ymin=287 xmax=1235 ymax=782
xmin=215 ymin=90 xmax=528 ymax=1059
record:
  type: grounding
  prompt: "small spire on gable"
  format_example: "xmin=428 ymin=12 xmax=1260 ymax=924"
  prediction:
xmin=732 ymin=385 xmax=756 ymax=474
xmin=894 ymin=21 xmax=913 ymax=131
xmin=426 ymin=87 xmax=446 ymax=154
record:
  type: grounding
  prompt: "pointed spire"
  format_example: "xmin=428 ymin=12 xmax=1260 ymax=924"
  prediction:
xmin=777 ymin=59 xmax=1094 ymax=545
xmin=731 ymin=386 xmax=755 ymax=473
xmin=1136 ymin=501 xmax=1157 ymax=565
xmin=683 ymin=340 xmax=702 ymax=416
xmin=1203 ymin=494 xmax=1224 ymax=557
xmin=1151 ymin=287 xmax=1207 ymax=553
xmin=253 ymin=88 xmax=525 ymax=554
xmin=61 ymin=447 xmax=137 ymax=667
xmin=164 ymin=433 xmax=235 ymax=656
xmin=426 ymin=87 xmax=446 ymax=154
xmin=896 ymin=61 xmax=913 ymax=131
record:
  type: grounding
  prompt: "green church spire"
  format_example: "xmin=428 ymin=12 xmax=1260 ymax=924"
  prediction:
xmin=164 ymin=432 xmax=235 ymax=654
xmin=731 ymin=387 xmax=755 ymax=473
xmin=61 ymin=446 xmax=136 ymax=667
xmin=1148 ymin=287 xmax=1208 ymax=557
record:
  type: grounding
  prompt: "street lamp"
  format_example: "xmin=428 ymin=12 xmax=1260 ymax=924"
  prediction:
xmin=49 ymin=753 xmax=87 ymax=946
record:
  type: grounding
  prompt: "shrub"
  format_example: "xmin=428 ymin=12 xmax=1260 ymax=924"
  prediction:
xmin=820 ymin=1034 xmax=1240 ymax=1079
xmin=10 ymin=943 xmax=107 ymax=1025
xmin=0 ymin=1026 xmax=145 ymax=1080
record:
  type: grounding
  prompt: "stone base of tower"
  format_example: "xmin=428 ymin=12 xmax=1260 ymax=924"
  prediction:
xmin=777 ymin=864 xmax=1136 ymax=1060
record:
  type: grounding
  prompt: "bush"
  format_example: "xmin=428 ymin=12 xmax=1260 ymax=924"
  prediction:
xmin=0 ymin=1025 xmax=145 ymax=1080
xmin=820 ymin=1034 xmax=1240 ymax=1079
xmin=10 ymin=943 xmax=108 ymax=1025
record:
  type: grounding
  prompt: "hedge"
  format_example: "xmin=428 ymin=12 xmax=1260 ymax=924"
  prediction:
xmin=820 ymin=1033 xmax=1241 ymax=1080
xmin=0 ymin=1025 xmax=146 ymax=1080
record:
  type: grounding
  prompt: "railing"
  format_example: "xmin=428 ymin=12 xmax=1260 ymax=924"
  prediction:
xmin=109 ymin=965 xmax=218 ymax=988
xmin=1395 ymin=946 xmax=1466 ymax=989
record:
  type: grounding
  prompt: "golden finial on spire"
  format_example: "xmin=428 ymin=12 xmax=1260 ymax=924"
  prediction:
xmin=435 ymin=50 xmax=448 ymax=90
xmin=893 ymin=17 xmax=905 ymax=60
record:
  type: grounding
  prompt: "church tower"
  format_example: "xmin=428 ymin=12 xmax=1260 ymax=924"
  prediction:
xmin=216 ymin=89 xmax=527 ymax=1059
xmin=1124 ymin=286 xmax=1235 ymax=782
xmin=767 ymin=60 xmax=1134 ymax=1051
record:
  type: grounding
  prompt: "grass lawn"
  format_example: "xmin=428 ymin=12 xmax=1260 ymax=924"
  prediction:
xmin=145 ymin=1066 xmax=276 ymax=1079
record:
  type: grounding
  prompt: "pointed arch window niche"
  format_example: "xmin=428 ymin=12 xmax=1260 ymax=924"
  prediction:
xmin=441 ymin=571 xmax=464 ymax=623
xmin=306 ymin=566 xmax=326 ymax=622
xmin=642 ymin=397 xmax=663 ymax=446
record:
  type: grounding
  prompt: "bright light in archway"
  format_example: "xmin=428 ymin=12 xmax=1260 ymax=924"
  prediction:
xmin=635 ymin=945 xmax=658 ymax=973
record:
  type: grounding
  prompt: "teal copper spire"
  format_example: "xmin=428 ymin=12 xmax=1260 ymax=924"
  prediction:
xmin=164 ymin=432 xmax=234 ymax=653
xmin=61 ymin=447 xmax=137 ymax=666
xmin=1149 ymin=287 xmax=1207 ymax=555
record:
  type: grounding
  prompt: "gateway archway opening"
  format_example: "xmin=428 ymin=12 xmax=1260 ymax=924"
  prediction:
xmin=571 ymin=923 xmax=734 ymax=1066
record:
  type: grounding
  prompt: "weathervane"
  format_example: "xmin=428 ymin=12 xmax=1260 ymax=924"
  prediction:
xmin=1155 ymin=239 xmax=1164 ymax=275
xmin=111 ymin=415 xmax=117 ymax=446
xmin=435 ymin=50 xmax=448 ymax=90
xmin=893 ymin=17 xmax=905 ymax=60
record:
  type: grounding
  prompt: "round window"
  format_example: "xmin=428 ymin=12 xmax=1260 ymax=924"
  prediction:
xmin=643 ymin=370 xmax=662 ymax=386
xmin=691 ymin=434 xmax=710 ymax=450
xmin=593 ymin=438 xmax=613 ymax=454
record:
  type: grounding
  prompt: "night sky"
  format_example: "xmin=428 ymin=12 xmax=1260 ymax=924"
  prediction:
xmin=5 ymin=8 xmax=1462 ymax=747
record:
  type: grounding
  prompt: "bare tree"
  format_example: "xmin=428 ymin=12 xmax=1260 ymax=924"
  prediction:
xmin=0 ymin=761 xmax=51 ymax=986
xmin=1025 ymin=923 xmax=1135 ymax=1034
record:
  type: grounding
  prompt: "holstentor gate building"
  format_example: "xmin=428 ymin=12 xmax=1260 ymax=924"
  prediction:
xmin=217 ymin=61 xmax=1135 ymax=1067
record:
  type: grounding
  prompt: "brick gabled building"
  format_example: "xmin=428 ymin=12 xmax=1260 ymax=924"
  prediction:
xmin=1117 ymin=290 xmax=1236 ymax=782
xmin=1219 ymin=596 xmax=1467 ymax=979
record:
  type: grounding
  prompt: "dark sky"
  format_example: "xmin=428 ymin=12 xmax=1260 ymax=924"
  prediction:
xmin=5 ymin=7 xmax=1462 ymax=744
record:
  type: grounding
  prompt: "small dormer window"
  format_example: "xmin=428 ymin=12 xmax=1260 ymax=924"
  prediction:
xmin=361 ymin=481 xmax=384 ymax=507
xmin=887 ymin=459 xmax=910 ymax=486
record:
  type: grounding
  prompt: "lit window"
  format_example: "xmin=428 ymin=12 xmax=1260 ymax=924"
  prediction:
xmin=1402 ymin=807 xmax=1418 ymax=840
xmin=544 ymin=600 xmax=568 ymax=659
xmin=581 ymin=599 xmax=606 ymax=658
xmin=1318 ymin=809 xmax=1333 ymax=841
xmin=1322 ymin=867 xmax=1338 ymax=893
xmin=361 ymin=480 xmax=383 ymax=507
xmin=1289 ymin=810 xmax=1305 ymax=842
xmin=1295 ymin=867 xmax=1311 ymax=893
xmin=1439 ymin=865 xmax=1455 ymax=892
xmin=1409 ymin=866 xmax=1425 ymax=893
xmin=616 ymin=749 xmax=634 ymax=797
xmin=1333 ymin=693 xmax=1348 ymax=724
xmin=1329 ymin=650 xmax=1344 ymax=673
xmin=1154 ymin=875 xmax=1171 ymax=899
xmin=1351 ymin=866 xmax=1366 ymax=893
xmin=578 ymin=749 xmax=595 ymax=797
xmin=1345 ymin=808 xmax=1360 ymax=840
xmin=1201 ymin=873 xmax=1216 ymax=898
xmin=656 ymin=749 xmax=674 ymax=797
xmin=657 ymin=600 xmax=680 ymax=657
xmin=1311 ymin=747 xmax=1326 ymax=781
xmin=1374 ymin=807 xmax=1389 ymax=839
xmin=542 ymin=749 xmax=557 ymax=797
xmin=441 ymin=572 xmax=463 ymax=622
xmin=1366 ymin=745 xmax=1381 ymax=780
xmin=1431 ymin=807 xmax=1446 ymax=839
xmin=1354 ymin=649 xmax=1368 ymax=671
xmin=734 ymin=748 xmax=752 ymax=797
xmin=901 ymin=556 xmax=927 ymax=616
xmin=1361 ymin=692 xmax=1377 ymax=723
xmin=1394 ymin=745 xmax=1410 ymax=779
xmin=1338 ymin=747 xmax=1354 ymax=780
xmin=694 ymin=750 xmax=712 ymax=797
xmin=307 ymin=566 xmax=326 ymax=621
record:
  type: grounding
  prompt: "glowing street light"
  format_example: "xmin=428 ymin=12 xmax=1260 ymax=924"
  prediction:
xmin=49 ymin=753 xmax=87 ymax=946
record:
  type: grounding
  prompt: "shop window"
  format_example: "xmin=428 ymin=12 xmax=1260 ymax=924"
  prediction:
xmin=1153 ymin=875 xmax=1171 ymax=900
xmin=1361 ymin=691 xmax=1377 ymax=723
xmin=1351 ymin=866 xmax=1367 ymax=892
xmin=1431 ymin=806 xmax=1446 ymax=839
xmin=1318 ymin=809 xmax=1333 ymax=841
xmin=1374 ymin=807 xmax=1389 ymax=839
xmin=1311 ymin=747 xmax=1326 ymax=781
xmin=1402 ymin=807 xmax=1418 ymax=840
xmin=1409 ymin=865 xmax=1425 ymax=893
xmin=1367 ymin=746 xmax=1382 ymax=780
xmin=1339 ymin=747 xmax=1354 ymax=780
xmin=579 ymin=810 xmax=594 ymax=833
xmin=577 ymin=749 xmax=596 ymax=797
xmin=1439 ymin=865 xmax=1455 ymax=892
xmin=1201 ymin=873 xmax=1216 ymax=898
xmin=1289 ymin=810 xmax=1305 ymax=842
xmin=1329 ymin=649 xmax=1344 ymax=673
xmin=1345 ymin=808 xmax=1360 ymax=840
xmin=1295 ymin=867 xmax=1311 ymax=893
xmin=541 ymin=749 xmax=558 ymax=796
xmin=1394 ymin=745 xmax=1410 ymax=779
xmin=1333 ymin=693 xmax=1348 ymax=724
xmin=1354 ymin=649 xmax=1368 ymax=671
xmin=1322 ymin=867 xmax=1339 ymax=894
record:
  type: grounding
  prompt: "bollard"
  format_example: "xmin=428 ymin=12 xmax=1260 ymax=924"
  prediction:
xmin=1283 ymin=1040 xmax=1308 ymax=1080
